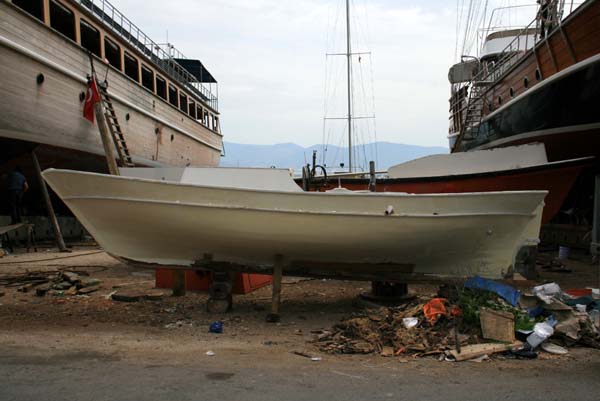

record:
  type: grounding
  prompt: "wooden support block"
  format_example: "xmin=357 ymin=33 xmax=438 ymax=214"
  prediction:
xmin=172 ymin=270 xmax=186 ymax=297
xmin=266 ymin=255 xmax=283 ymax=323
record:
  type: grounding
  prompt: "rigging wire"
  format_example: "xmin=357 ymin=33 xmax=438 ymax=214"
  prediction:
xmin=322 ymin=0 xmax=377 ymax=171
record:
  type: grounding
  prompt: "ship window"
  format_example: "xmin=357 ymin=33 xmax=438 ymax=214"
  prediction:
xmin=524 ymin=77 xmax=529 ymax=88
xmin=104 ymin=37 xmax=121 ymax=69
xmin=49 ymin=0 xmax=75 ymax=41
xmin=188 ymin=100 xmax=196 ymax=119
xmin=535 ymin=69 xmax=542 ymax=81
xmin=509 ymin=87 xmax=515 ymax=98
xmin=168 ymin=84 xmax=178 ymax=107
xmin=80 ymin=18 xmax=100 ymax=57
xmin=156 ymin=75 xmax=167 ymax=100
xmin=498 ymin=96 xmax=502 ymax=105
xmin=214 ymin=116 xmax=220 ymax=132
xmin=141 ymin=65 xmax=154 ymax=92
xmin=179 ymin=93 xmax=188 ymax=114
xmin=13 ymin=0 xmax=44 ymax=22
xmin=124 ymin=52 xmax=139 ymax=82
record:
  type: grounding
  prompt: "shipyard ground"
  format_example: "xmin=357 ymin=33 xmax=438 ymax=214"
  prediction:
xmin=1 ymin=248 xmax=599 ymax=401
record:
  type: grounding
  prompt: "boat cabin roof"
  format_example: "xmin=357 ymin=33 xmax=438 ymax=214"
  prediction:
xmin=174 ymin=59 xmax=217 ymax=84
xmin=120 ymin=167 xmax=303 ymax=192
xmin=480 ymin=27 xmax=537 ymax=60
xmin=387 ymin=143 xmax=548 ymax=179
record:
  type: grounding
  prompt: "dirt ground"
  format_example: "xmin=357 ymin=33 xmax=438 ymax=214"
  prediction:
xmin=1 ymin=244 xmax=600 ymax=401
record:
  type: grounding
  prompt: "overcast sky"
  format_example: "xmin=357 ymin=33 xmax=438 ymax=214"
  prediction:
xmin=114 ymin=0 xmax=533 ymax=148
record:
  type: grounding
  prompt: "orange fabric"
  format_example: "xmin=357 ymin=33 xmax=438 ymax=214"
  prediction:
xmin=423 ymin=298 xmax=447 ymax=324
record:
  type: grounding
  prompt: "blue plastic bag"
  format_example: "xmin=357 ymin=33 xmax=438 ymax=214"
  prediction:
xmin=464 ymin=276 xmax=521 ymax=306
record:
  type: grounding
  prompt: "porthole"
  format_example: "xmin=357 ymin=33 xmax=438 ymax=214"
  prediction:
xmin=535 ymin=69 xmax=542 ymax=81
xmin=524 ymin=76 xmax=529 ymax=88
xmin=36 ymin=73 xmax=44 ymax=85
xmin=509 ymin=88 xmax=515 ymax=98
xmin=170 ymin=134 xmax=174 ymax=142
xmin=498 ymin=96 xmax=502 ymax=105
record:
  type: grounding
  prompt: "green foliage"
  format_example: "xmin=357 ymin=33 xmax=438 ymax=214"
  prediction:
xmin=457 ymin=288 xmax=538 ymax=331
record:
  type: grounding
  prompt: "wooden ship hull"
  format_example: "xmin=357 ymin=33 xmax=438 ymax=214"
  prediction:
xmin=309 ymin=158 xmax=589 ymax=225
xmin=0 ymin=0 xmax=223 ymax=176
xmin=303 ymin=145 xmax=593 ymax=224
xmin=449 ymin=0 xmax=600 ymax=162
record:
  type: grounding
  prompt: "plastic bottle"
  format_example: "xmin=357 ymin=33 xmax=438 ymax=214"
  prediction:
xmin=526 ymin=322 xmax=554 ymax=349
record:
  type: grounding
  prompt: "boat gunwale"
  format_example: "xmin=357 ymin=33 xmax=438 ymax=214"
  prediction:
xmin=43 ymin=168 xmax=549 ymax=200
xmin=59 ymin=194 xmax=540 ymax=219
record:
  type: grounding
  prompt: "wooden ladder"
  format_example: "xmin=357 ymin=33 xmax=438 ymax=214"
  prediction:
xmin=97 ymin=81 xmax=135 ymax=167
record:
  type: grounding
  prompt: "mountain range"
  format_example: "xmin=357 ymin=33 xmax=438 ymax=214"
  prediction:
xmin=220 ymin=142 xmax=448 ymax=171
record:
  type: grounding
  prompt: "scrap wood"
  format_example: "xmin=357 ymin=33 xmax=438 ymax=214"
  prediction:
xmin=1 ymin=270 xmax=104 ymax=297
xmin=111 ymin=290 xmax=165 ymax=302
xmin=77 ymin=285 xmax=100 ymax=295
xmin=1 ymin=272 xmax=56 ymax=287
xmin=447 ymin=342 xmax=522 ymax=362
xmin=316 ymin=297 xmax=479 ymax=356
xmin=291 ymin=350 xmax=313 ymax=359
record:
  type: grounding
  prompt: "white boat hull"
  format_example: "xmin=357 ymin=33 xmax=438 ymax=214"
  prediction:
xmin=42 ymin=169 xmax=547 ymax=280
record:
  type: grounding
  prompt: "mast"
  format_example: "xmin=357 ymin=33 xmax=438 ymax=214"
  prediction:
xmin=346 ymin=0 xmax=353 ymax=172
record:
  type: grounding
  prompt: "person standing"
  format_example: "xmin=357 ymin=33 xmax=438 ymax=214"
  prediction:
xmin=7 ymin=167 xmax=28 ymax=225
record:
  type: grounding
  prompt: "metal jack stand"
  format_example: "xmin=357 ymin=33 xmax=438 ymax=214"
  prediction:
xmin=207 ymin=272 xmax=234 ymax=313
xmin=359 ymin=281 xmax=414 ymax=307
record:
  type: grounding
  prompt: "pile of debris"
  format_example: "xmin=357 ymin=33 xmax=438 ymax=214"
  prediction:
xmin=314 ymin=299 xmax=473 ymax=357
xmin=0 ymin=270 xmax=101 ymax=297
xmin=314 ymin=278 xmax=600 ymax=361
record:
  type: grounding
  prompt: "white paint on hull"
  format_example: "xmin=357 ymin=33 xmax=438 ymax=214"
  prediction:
xmin=43 ymin=168 xmax=547 ymax=279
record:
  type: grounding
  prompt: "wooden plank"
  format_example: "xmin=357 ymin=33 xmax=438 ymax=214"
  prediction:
xmin=31 ymin=150 xmax=68 ymax=252
xmin=448 ymin=342 xmax=522 ymax=362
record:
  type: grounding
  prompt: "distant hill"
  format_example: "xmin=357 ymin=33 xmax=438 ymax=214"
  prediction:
xmin=220 ymin=141 xmax=448 ymax=171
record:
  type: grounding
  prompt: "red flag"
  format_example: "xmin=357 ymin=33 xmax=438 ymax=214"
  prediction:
xmin=83 ymin=78 xmax=101 ymax=123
